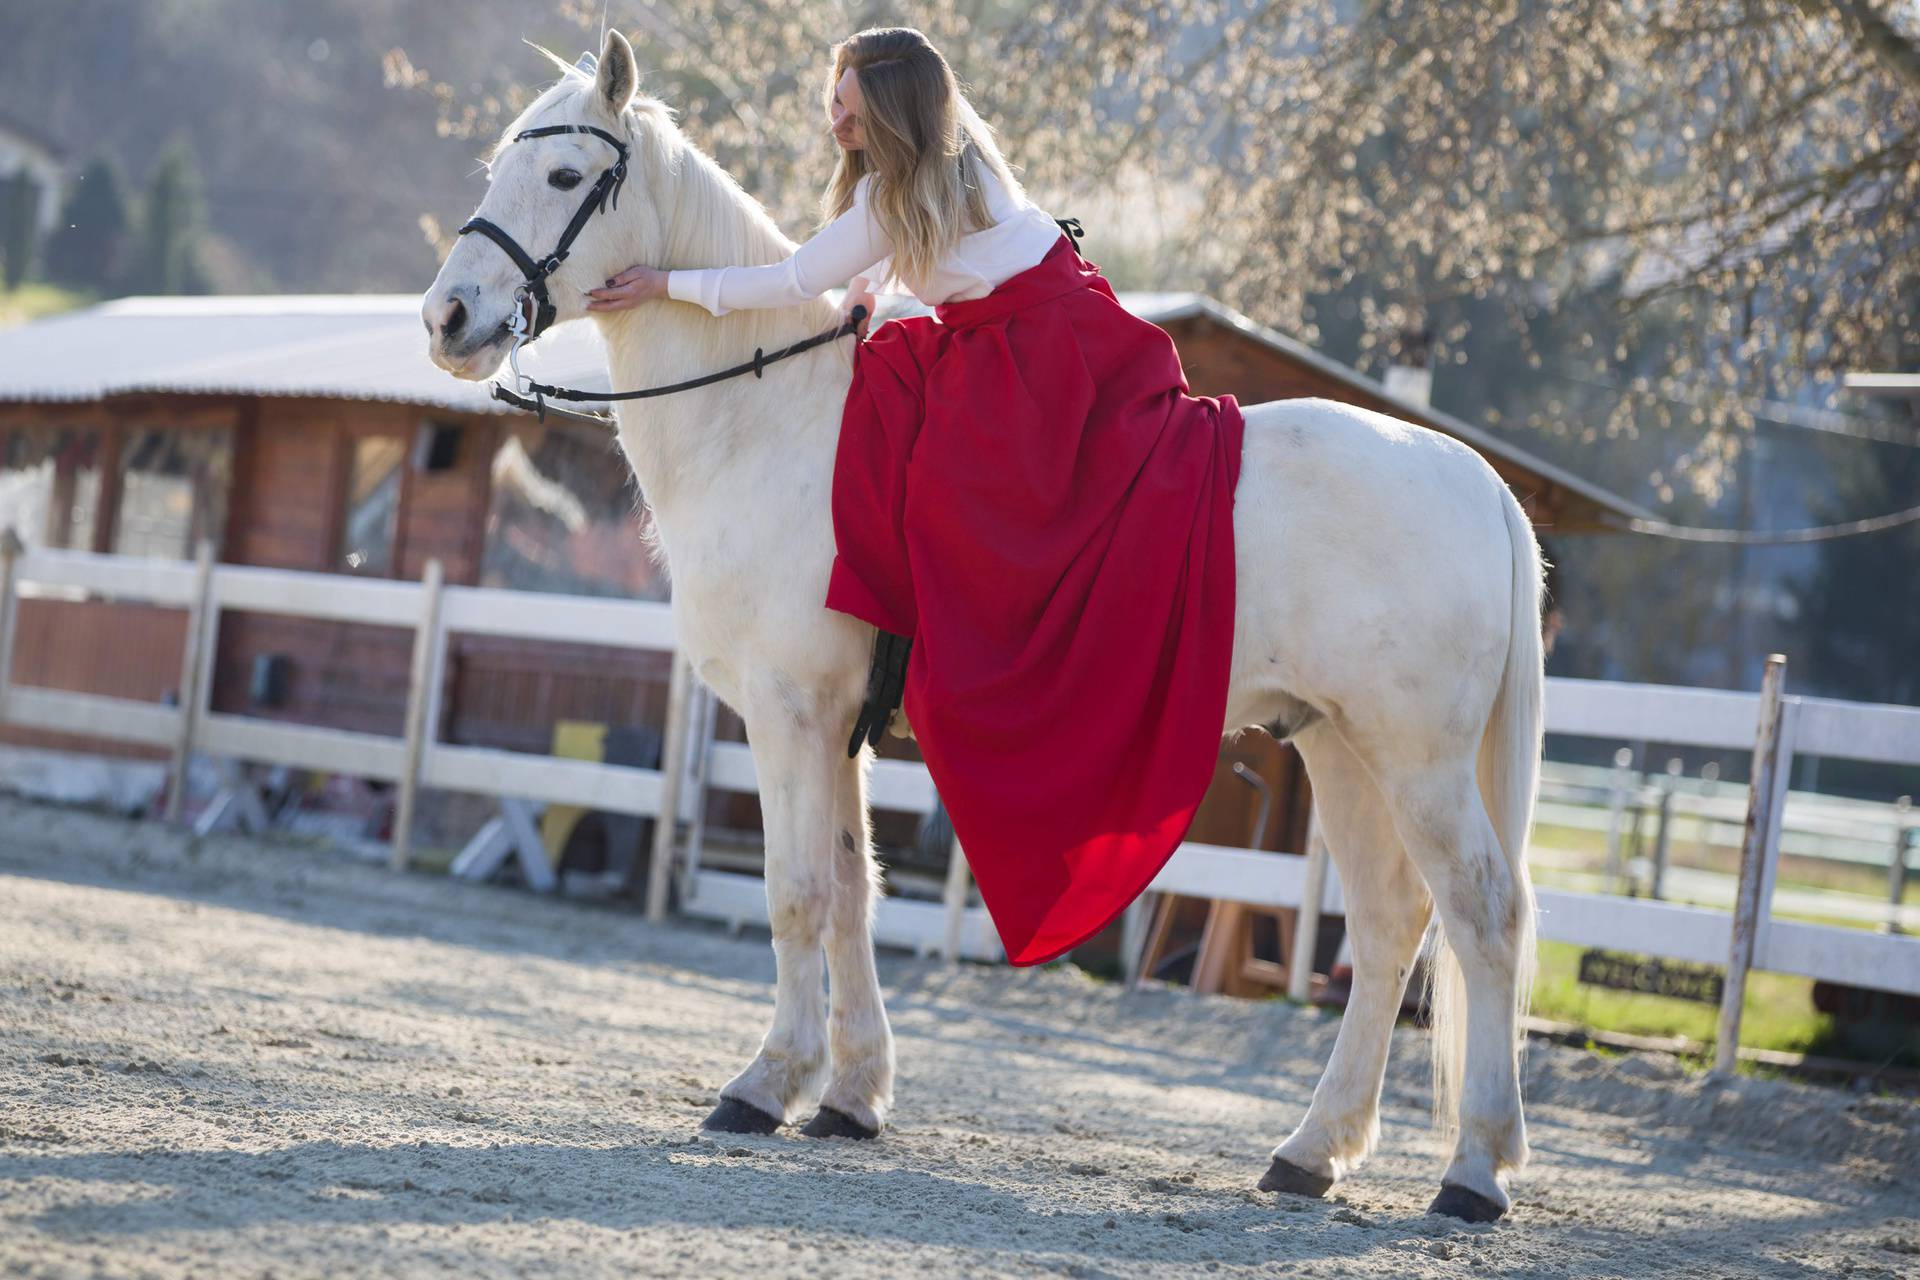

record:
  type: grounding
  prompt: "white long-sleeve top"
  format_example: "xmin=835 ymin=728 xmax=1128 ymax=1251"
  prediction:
xmin=666 ymin=167 xmax=1063 ymax=317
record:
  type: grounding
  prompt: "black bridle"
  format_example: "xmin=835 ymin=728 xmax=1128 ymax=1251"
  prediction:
xmin=458 ymin=118 xmax=871 ymax=425
xmin=492 ymin=309 xmax=869 ymax=425
xmin=459 ymin=123 xmax=631 ymax=341
xmin=458 ymin=119 xmax=1082 ymax=426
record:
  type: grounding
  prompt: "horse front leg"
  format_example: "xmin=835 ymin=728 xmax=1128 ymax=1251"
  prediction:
xmin=799 ymin=747 xmax=895 ymax=1138
xmin=702 ymin=703 xmax=839 ymax=1133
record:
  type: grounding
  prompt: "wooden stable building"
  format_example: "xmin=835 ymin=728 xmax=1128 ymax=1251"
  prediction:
xmin=0 ymin=296 xmax=669 ymax=766
xmin=0 ymin=292 xmax=1647 ymax=980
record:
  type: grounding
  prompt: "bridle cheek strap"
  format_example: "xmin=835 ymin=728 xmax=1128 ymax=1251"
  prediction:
xmin=456 ymin=123 xmax=631 ymax=341
xmin=456 ymin=216 xmax=557 ymax=335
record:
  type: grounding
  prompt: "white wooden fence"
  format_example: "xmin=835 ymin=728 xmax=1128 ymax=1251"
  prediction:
xmin=0 ymin=538 xmax=999 ymax=960
xmin=2 ymin=540 xmax=1917 ymax=1067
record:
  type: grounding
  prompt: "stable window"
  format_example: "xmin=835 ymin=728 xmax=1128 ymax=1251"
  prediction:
xmin=338 ymin=435 xmax=405 ymax=575
xmin=480 ymin=422 xmax=663 ymax=599
xmin=0 ymin=425 xmax=103 ymax=550
xmin=111 ymin=427 xmax=233 ymax=559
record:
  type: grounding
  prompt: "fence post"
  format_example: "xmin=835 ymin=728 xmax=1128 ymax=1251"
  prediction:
xmin=1714 ymin=653 xmax=1787 ymax=1075
xmin=1121 ymin=891 xmax=1155 ymax=988
xmin=389 ymin=558 xmax=445 ymax=873
xmin=1888 ymin=795 xmax=1913 ymax=936
xmin=1602 ymin=746 xmax=1634 ymax=893
xmin=1749 ymin=699 xmax=1798 ymax=960
xmin=941 ymin=833 xmax=973 ymax=963
xmin=0 ymin=529 xmax=21 ymax=724
xmin=645 ymin=653 xmax=693 ymax=923
xmin=164 ymin=539 xmax=217 ymax=824
xmin=1287 ymin=805 xmax=1329 ymax=1002
xmin=1649 ymin=758 xmax=1681 ymax=900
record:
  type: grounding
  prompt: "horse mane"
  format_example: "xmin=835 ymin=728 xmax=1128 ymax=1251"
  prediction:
xmin=505 ymin=53 xmax=844 ymax=364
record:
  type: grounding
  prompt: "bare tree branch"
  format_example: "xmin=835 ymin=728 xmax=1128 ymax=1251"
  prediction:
xmin=1795 ymin=0 xmax=1920 ymax=94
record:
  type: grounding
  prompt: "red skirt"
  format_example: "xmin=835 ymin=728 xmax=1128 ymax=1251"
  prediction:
xmin=824 ymin=234 xmax=1245 ymax=966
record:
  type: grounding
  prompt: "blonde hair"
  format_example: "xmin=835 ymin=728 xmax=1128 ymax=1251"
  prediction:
xmin=819 ymin=27 xmax=1025 ymax=293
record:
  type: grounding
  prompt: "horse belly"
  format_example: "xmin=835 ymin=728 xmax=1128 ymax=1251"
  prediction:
xmin=1222 ymin=398 xmax=1515 ymax=743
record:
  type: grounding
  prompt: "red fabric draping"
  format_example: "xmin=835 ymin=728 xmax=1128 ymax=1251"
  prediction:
xmin=825 ymin=235 xmax=1245 ymax=965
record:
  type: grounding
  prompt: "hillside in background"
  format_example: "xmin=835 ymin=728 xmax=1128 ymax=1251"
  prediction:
xmin=0 ymin=1 xmax=600 ymax=293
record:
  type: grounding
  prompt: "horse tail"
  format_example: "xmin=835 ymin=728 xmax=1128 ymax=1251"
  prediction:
xmin=1426 ymin=478 xmax=1543 ymax=1141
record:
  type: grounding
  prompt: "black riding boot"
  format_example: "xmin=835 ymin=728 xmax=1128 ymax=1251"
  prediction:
xmin=847 ymin=628 xmax=912 ymax=757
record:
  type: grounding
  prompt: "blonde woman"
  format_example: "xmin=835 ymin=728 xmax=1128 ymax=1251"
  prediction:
xmin=591 ymin=26 xmax=1246 ymax=969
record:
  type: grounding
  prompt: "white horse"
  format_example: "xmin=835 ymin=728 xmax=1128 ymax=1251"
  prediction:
xmin=423 ymin=30 xmax=1542 ymax=1223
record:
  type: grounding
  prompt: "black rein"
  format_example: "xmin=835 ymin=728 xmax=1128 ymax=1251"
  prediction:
xmin=491 ymin=304 xmax=870 ymax=424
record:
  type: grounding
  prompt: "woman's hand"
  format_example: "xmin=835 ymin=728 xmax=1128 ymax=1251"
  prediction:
xmin=586 ymin=265 xmax=669 ymax=312
xmin=842 ymin=280 xmax=876 ymax=337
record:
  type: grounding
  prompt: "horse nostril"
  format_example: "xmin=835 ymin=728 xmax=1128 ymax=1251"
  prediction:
xmin=441 ymin=297 xmax=468 ymax=340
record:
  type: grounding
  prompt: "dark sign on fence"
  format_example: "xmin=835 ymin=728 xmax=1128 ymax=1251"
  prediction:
xmin=1577 ymin=949 xmax=1725 ymax=1005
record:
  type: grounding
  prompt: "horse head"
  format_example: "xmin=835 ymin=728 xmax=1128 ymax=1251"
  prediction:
xmin=423 ymin=29 xmax=657 ymax=380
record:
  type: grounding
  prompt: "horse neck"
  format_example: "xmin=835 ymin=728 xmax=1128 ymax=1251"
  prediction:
xmin=589 ymin=143 xmax=849 ymax=519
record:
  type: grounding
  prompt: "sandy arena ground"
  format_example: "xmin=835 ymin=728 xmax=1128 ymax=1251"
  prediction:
xmin=1 ymin=793 xmax=1916 ymax=1279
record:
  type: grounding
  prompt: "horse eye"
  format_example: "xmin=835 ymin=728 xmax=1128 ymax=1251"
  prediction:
xmin=549 ymin=168 xmax=583 ymax=191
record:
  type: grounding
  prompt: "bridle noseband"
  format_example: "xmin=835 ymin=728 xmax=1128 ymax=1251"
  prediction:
xmin=458 ymin=123 xmax=631 ymax=341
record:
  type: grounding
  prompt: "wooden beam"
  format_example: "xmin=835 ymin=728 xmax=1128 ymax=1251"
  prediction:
xmin=390 ymin=557 xmax=445 ymax=872
xmin=1715 ymin=654 xmax=1788 ymax=1075
xmin=164 ymin=538 xmax=217 ymax=823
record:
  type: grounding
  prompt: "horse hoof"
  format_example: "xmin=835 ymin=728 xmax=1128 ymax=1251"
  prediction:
xmin=701 ymin=1097 xmax=782 ymax=1135
xmin=1258 ymin=1157 xmax=1334 ymax=1199
xmin=1427 ymin=1182 xmax=1506 ymax=1222
xmin=800 ymin=1106 xmax=880 ymax=1140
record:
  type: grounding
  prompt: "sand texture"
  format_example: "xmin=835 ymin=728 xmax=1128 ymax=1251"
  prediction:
xmin=2 ymin=795 xmax=1916 ymax=1278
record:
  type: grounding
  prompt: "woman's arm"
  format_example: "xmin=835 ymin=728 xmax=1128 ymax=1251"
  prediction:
xmin=583 ymin=173 xmax=890 ymax=318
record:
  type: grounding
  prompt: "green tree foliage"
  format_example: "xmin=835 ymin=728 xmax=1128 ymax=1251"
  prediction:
xmin=131 ymin=135 xmax=208 ymax=295
xmin=0 ymin=169 xmax=39 ymax=289
xmin=45 ymin=152 xmax=133 ymax=294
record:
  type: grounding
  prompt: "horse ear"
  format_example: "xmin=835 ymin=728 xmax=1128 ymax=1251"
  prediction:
xmin=595 ymin=28 xmax=638 ymax=116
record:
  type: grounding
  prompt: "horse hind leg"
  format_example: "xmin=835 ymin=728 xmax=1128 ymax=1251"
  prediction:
xmin=1379 ymin=759 xmax=1530 ymax=1221
xmin=1261 ymin=721 xmax=1432 ymax=1199
xmin=799 ymin=747 xmax=895 ymax=1139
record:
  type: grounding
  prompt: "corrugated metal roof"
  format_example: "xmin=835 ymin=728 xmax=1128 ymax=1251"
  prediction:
xmin=0 ymin=294 xmax=611 ymax=414
xmin=874 ymin=289 xmax=1650 ymax=524
xmin=0 ymin=292 xmax=1208 ymax=416
xmin=0 ymin=290 xmax=1648 ymax=523
xmin=1844 ymin=372 xmax=1920 ymax=398
xmin=0 ymin=113 xmax=66 ymax=161
xmin=1143 ymin=294 xmax=1658 ymax=525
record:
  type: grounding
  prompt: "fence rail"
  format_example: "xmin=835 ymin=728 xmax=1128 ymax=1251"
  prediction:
xmin=2 ymin=540 xmax=1917 ymax=1059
